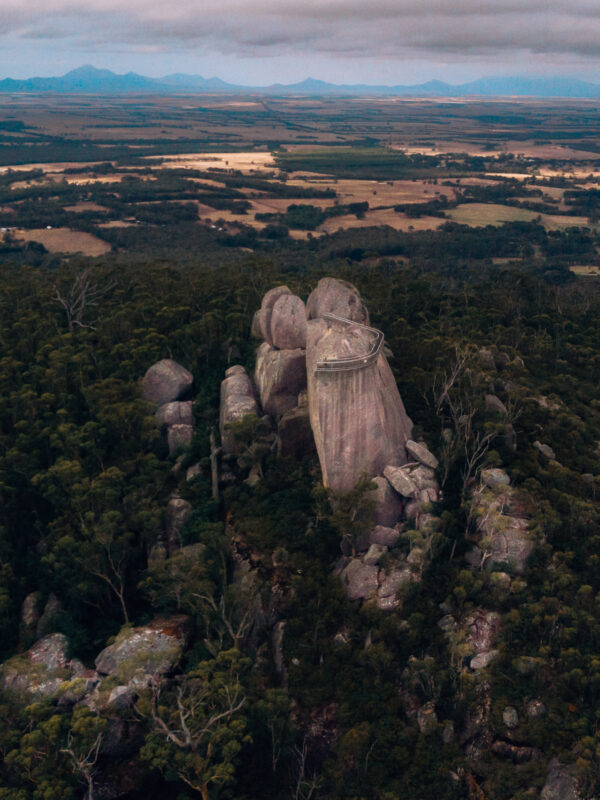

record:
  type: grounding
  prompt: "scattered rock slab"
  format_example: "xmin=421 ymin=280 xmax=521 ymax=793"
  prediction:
xmin=472 ymin=484 xmax=534 ymax=575
xmin=534 ymin=440 xmax=556 ymax=459
xmin=0 ymin=633 xmax=94 ymax=699
xmin=21 ymin=591 xmax=41 ymax=632
xmin=370 ymin=525 xmax=400 ymax=547
xmin=341 ymin=560 xmax=379 ymax=601
xmin=377 ymin=567 xmax=412 ymax=610
xmin=465 ymin=609 xmax=502 ymax=653
xmin=481 ymin=468 xmax=510 ymax=489
xmin=384 ymin=465 xmax=417 ymax=498
xmin=470 ymin=650 xmax=499 ymax=670
xmin=186 ymin=463 xmax=200 ymax=481
xmin=410 ymin=465 xmax=438 ymax=491
xmin=541 ymin=759 xmax=582 ymax=800
xmin=107 ymin=685 xmax=137 ymax=710
xmin=405 ymin=440 xmax=439 ymax=469
xmin=364 ymin=543 xmax=387 ymax=565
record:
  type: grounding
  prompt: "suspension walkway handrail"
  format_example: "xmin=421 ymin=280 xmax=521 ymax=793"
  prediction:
xmin=314 ymin=313 xmax=384 ymax=373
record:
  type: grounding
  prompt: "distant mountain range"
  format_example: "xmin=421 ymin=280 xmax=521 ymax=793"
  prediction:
xmin=2 ymin=65 xmax=600 ymax=97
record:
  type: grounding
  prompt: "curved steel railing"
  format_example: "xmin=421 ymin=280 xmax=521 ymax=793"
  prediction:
xmin=314 ymin=313 xmax=384 ymax=373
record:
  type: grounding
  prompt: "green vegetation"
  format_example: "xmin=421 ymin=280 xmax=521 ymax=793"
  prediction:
xmin=275 ymin=147 xmax=446 ymax=179
xmin=2 ymin=94 xmax=600 ymax=799
xmin=0 ymin=245 xmax=599 ymax=798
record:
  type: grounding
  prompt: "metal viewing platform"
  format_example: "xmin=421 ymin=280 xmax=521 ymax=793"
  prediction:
xmin=314 ymin=313 xmax=384 ymax=373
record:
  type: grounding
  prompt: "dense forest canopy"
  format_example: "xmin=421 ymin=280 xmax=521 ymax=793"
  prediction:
xmin=1 ymin=93 xmax=600 ymax=799
xmin=0 ymin=237 xmax=599 ymax=798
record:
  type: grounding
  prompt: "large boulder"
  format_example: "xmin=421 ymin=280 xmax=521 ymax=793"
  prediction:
xmin=370 ymin=525 xmax=400 ymax=547
xmin=95 ymin=617 xmax=191 ymax=685
xmin=541 ymin=759 xmax=581 ymax=800
xmin=219 ymin=365 xmax=259 ymax=453
xmin=306 ymin=277 xmax=369 ymax=325
xmin=368 ymin=477 xmax=404 ymax=528
xmin=255 ymin=343 xmax=307 ymax=417
xmin=167 ymin=424 xmax=193 ymax=455
xmin=377 ymin=567 xmax=413 ymax=610
xmin=258 ymin=286 xmax=292 ymax=344
xmin=0 ymin=633 xmax=95 ymax=699
xmin=156 ymin=401 xmax=193 ymax=427
xmin=306 ymin=316 xmax=412 ymax=492
xmin=405 ymin=440 xmax=438 ymax=470
xmin=270 ymin=293 xmax=307 ymax=350
xmin=472 ymin=484 xmax=534 ymax=574
xmin=142 ymin=359 xmax=193 ymax=406
xmin=165 ymin=495 xmax=192 ymax=551
xmin=384 ymin=465 xmax=417 ymax=498
xmin=341 ymin=559 xmax=378 ymax=601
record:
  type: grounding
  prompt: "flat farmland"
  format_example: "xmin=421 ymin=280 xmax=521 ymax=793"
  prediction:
xmin=146 ymin=151 xmax=277 ymax=173
xmin=446 ymin=202 xmax=591 ymax=230
xmin=15 ymin=227 xmax=111 ymax=255
xmin=2 ymin=94 xmax=600 ymax=250
xmin=318 ymin=209 xmax=445 ymax=233
xmin=285 ymin=177 xmax=455 ymax=205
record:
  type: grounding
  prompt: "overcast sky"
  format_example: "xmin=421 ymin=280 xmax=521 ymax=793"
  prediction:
xmin=2 ymin=0 xmax=600 ymax=84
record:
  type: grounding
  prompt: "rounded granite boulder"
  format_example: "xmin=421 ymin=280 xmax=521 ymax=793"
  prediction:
xmin=142 ymin=359 xmax=193 ymax=406
xmin=270 ymin=293 xmax=307 ymax=350
xmin=258 ymin=286 xmax=292 ymax=345
xmin=306 ymin=277 xmax=369 ymax=324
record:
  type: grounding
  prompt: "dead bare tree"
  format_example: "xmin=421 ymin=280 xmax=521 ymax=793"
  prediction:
xmin=209 ymin=429 xmax=220 ymax=503
xmin=431 ymin=346 xmax=520 ymax=501
xmin=55 ymin=267 xmax=116 ymax=332
xmin=140 ymin=662 xmax=247 ymax=800
xmin=292 ymin=735 xmax=322 ymax=800
xmin=193 ymin=570 xmax=259 ymax=656
xmin=61 ymin=731 xmax=103 ymax=800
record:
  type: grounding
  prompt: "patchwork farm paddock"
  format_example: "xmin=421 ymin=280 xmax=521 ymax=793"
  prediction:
xmin=1 ymin=93 xmax=600 ymax=261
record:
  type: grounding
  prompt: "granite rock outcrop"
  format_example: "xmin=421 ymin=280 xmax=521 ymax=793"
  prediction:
xmin=143 ymin=359 xmax=195 ymax=455
xmin=468 ymin=472 xmax=535 ymax=575
xmin=141 ymin=359 xmax=193 ymax=407
xmin=254 ymin=343 xmax=307 ymax=417
xmin=306 ymin=277 xmax=369 ymax=325
xmin=305 ymin=315 xmax=412 ymax=493
xmin=95 ymin=616 xmax=190 ymax=685
xmin=219 ymin=365 xmax=259 ymax=454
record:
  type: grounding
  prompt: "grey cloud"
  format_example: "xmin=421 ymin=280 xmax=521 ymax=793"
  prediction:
xmin=3 ymin=0 xmax=600 ymax=62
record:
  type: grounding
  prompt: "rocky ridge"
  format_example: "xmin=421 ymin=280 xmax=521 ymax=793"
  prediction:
xmin=218 ymin=278 xmax=443 ymax=611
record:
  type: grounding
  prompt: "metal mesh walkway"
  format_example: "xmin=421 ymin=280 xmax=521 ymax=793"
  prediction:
xmin=314 ymin=313 xmax=384 ymax=373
